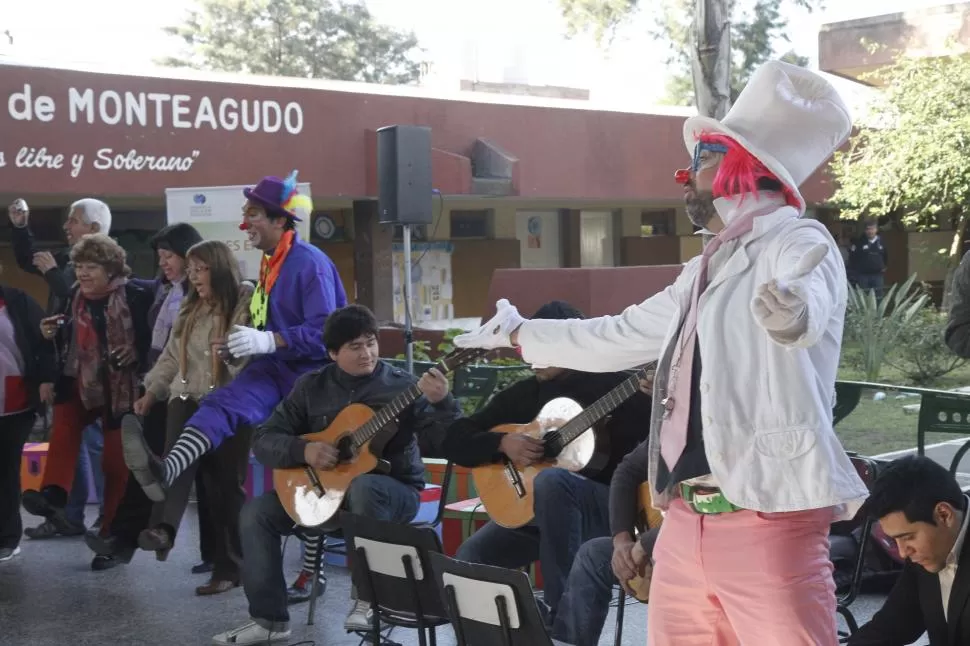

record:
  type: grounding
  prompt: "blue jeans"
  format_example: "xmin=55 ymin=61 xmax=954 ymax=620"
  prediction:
xmin=551 ymin=536 xmax=617 ymax=646
xmin=455 ymin=469 xmax=611 ymax=615
xmin=241 ymin=474 xmax=420 ymax=631
xmin=64 ymin=421 xmax=104 ymax=526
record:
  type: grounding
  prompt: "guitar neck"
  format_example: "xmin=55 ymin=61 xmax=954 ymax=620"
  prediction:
xmin=350 ymin=382 xmax=424 ymax=448
xmin=555 ymin=369 xmax=644 ymax=447
xmin=348 ymin=349 xmax=487 ymax=448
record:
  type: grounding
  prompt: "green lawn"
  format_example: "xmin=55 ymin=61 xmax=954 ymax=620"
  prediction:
xmin=834 ymin=362 xmax=970 ymax=456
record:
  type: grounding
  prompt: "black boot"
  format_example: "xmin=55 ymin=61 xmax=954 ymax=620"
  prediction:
xmin=21 ymin=487 xmax=76 ymax=535
xmin=121 ymin=414 xmax=168 ymax=502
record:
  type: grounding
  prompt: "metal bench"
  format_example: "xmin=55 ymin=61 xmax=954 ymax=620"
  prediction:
xmin=835 ymin=380 xmax=970 ymax=476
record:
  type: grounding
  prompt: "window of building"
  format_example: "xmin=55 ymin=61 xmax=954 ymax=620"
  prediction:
xmin=641 ymin=209 xmax=675 ymax=236
xmin=450 ymin=209 xmax=492 ymax=239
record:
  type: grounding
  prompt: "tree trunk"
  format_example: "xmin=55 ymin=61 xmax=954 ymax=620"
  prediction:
xmin=942 ymin=209 xmax=968 ymax=312
xmin=691 ymin=0 xmax=732 ymax=119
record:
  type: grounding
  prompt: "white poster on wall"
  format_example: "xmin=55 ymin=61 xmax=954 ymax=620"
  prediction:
xmin=164 ymin=183 xmax=311 ymax=281
xmin=515 ymin=210 xmax=561 ymax=268
xmin=391 ymin=242 xmax=454 ymax=325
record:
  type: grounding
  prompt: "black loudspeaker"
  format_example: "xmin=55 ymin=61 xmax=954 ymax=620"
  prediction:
xmin=377 ymin=125 xmax=433 ymax=225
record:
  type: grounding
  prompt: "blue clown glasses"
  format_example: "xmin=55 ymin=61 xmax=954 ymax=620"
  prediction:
xmin=691 ymin=141 xmax=729 ymax=172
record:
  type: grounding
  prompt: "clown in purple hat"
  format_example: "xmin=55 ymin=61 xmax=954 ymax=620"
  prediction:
xmin=121 ymin=166 xmax=348 ymax=550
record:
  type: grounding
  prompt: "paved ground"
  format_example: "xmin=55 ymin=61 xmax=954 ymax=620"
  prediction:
xmin=7 ymin=433 xmax=958 ymax=646
xmin=0 ymin=504 xmax=920 ymax=646
xmin=878 ymin=437 xmax=970 ymax=489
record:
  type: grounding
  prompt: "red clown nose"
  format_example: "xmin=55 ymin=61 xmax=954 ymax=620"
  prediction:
xmin=674 ymin=168 xmax=691 ymax=185
xmin=239 ymin=221 xmax=250 ymax=231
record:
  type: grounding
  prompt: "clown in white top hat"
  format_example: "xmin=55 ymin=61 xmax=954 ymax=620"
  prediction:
xmin=455 ymin=60 xmax=869 ymax=645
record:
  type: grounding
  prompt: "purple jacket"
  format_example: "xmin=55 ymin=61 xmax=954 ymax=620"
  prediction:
xmin=260 ymin=236 xmax=347 ymax=366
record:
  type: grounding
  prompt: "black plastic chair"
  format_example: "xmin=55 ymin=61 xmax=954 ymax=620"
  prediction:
xmin=833 ymin=453 xmax=883 ymax=643
xmin=429 ymin=552 xmax=565 ymax=646
xmin=343 ymin=513 xmax=450 ymax=646
xmin=298 ymin=461 xmax=455 ymax=625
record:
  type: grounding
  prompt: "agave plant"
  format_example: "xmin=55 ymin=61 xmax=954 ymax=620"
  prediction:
xmin=844 ymin=274 xmax=930 ymax=381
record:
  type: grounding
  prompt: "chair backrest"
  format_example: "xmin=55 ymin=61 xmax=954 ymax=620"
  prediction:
xmin=429 ymin=552 xmax=553 ymax=646
xmin=342 ymin=513 xmax=447 ymax=622
xmin=831 ymin=453 xmax=880 ymax=536
xmin=830 ymin=453 xmax=899 ymax=608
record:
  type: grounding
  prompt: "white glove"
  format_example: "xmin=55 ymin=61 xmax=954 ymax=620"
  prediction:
xmin=751 ymin=243 xmax=828 ymax=332
xmin=453 ymin=299 xmax=526 ymax=350
xmin=227 ymin=324 xmax=277 ymax=357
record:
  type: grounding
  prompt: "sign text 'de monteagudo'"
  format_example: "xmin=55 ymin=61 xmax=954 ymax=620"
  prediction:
xmin=1 ymin=83 xmax=306 ymax=179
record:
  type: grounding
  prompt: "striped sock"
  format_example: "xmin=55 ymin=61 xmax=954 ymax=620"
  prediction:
xmin=302 ymin=536 xmax=322 ymax=575
xmin=162 ymin=428 xmax=212 ymax=486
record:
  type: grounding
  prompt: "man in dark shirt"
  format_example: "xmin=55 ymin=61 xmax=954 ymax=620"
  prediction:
xmin=849 ymin=456 xmax=970 ymax=646
xmin=552 ymin=414 xmax=662 ymax=645
xmin=211 ymin=304 xmax=461 ymax=646
xmin=442 ymin=300 xmax=652 ymax=629
xmin=847 ymin=219 xmax=888 ymax=296
xmin=945 ymin=249 xmax=970 ymax=359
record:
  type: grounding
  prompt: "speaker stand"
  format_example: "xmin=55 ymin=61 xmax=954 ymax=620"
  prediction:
xmin=402 ymin=224 xmax=414 ymax=375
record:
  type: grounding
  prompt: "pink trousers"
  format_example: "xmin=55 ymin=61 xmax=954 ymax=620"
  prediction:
xmin=647 ymin=498 xmax=837 ymax=646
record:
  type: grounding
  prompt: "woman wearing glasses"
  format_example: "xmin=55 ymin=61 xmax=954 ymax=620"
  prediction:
xmin=22 ymin=234 xmax=153 ymax=567
xmin=130 ymin=240 xmax=254 ymax=595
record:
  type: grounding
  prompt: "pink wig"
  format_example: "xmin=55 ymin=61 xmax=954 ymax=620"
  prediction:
xmin=698 ymin=133 xmax=799 ymax=208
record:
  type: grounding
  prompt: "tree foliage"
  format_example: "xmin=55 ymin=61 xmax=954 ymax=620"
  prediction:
xmin=160 ymin=0 xmax=423 ymax=85
xmin=831 ymin=55 xmax=970 ymax=270
xmin=559 ymin=0 xmax=817 ymax=106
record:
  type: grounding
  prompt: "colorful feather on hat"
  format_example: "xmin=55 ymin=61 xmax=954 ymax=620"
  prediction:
xmin=281 ymin=169 xmax=314 ymax=216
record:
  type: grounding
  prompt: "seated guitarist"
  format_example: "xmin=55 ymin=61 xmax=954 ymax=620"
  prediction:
xmin=441 ymin=300 xmax=652 ymax=628
xmin=212 ymin=304 xmax=462 ymax=646
xmin=554 ymin=433 xmax=661 ymax=646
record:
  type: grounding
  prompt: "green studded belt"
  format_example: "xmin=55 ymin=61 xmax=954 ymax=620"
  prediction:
xmin=679 ymin=483 xmax=743 ymax=515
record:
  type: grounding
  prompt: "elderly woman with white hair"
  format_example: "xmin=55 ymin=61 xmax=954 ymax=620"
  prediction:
xmin=21 ymin=234 xmax=154 ymax=570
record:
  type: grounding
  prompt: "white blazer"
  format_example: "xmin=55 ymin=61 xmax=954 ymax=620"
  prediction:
xmin=517 ymin=194 xmax=869 ymax=520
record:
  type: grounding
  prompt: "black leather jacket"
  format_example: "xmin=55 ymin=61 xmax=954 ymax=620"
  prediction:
xmin=252 ymin=360 xmax=462 ymax=490
xmin=51 ymin=282 xmax=154 ymax=422
xmin=11 ymin=225 xmax=74 ymax=316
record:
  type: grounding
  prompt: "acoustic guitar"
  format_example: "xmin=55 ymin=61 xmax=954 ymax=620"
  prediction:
xmin=273 ymin=348 xmax=487 ymax=528
xmin=627 ymin=482 xmax=663 ymax=603
xmin=472 ymin=367 xmax=649 ymax=529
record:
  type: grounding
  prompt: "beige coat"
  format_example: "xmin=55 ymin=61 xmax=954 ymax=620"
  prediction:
xmin=145 ymin=284 xmax=254 ymax=403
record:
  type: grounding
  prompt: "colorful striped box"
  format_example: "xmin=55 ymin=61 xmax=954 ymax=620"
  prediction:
xmin=20 ymin=442 xmax=98 ymax=504
xmin=442 ymin=496 xmax=544 ymax=589
xmin=20 ymin=442 xmax=48 ymax=494
xmin=423 ymin=458 xmax=477 ymax=504
xmin=245 ymin=453 xmax=275 ymax=500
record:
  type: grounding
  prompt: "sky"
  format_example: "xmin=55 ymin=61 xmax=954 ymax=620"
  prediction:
xmin=0 ymin=0 xmax=961 ymax=106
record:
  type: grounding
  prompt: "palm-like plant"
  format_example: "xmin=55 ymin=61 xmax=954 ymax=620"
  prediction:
xmin=844 ymin=274 xmax=929 ymax=381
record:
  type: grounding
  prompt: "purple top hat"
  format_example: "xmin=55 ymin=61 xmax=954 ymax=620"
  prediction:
xmin=242 ymin=170 xmax=311 ymax=222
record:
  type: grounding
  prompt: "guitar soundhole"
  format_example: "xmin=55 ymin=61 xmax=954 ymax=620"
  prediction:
xmin=336 ymin=435 xmax=356 ymax=462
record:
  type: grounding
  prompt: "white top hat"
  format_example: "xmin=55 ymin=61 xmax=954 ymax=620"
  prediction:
xmin=682 ymin=60 xmax=852 ymax=214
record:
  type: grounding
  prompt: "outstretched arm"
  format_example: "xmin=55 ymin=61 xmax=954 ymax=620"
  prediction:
xmin=515 ymin=284 xmax=682 ymax=372
xmin=752 ymin=224 xmax=845 ymax=349
xmin=455 ymin=268 xmax=693 ymax=373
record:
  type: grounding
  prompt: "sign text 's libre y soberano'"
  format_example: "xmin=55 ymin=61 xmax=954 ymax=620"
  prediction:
xmin=1 ymin=83 xmax=305 ymax=179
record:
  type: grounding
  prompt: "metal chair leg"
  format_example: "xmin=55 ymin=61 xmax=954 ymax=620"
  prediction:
xmin=307 ymin=535 xmax=325 ymax=626
xmin=614 ymin=588 xmax=626 ymax=646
